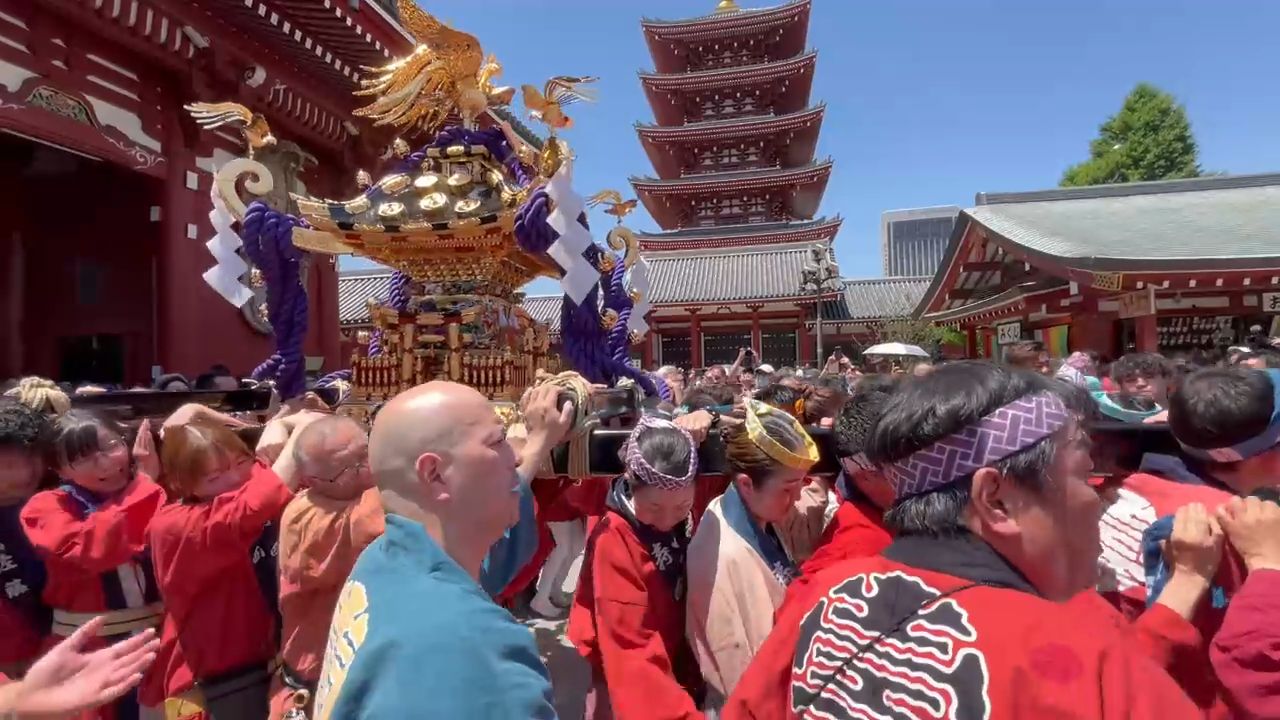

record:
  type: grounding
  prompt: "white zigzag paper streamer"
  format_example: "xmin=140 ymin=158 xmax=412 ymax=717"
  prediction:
xmin=544 ymin=157 xmax=599 ymax=305
xmin=202 ymin=184 xmax=255 ymax=308
xmin=625 ymin=257 xmax=652 ymax=337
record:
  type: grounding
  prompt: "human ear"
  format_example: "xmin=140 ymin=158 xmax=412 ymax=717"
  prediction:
xmin=415 ymin=452 xmax=445 ymax=499
xmin=969 ymin=467 xmax=1019 ymax=538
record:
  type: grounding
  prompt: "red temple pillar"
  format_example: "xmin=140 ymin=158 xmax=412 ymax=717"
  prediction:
xmin=797 ymin=309 xmax=813 ymax=366
xmin=641 ymin=332 xmax=655 ymax=369
xmin=749 ymin=305 xmax=762 ymax=353
xmin=157 ymin=112 xmax=206 ymax=377
xmin=1135 ymin=313 xmax=1159 ymax=353
xmin=688 ymin=310 xmax=703 ymax=368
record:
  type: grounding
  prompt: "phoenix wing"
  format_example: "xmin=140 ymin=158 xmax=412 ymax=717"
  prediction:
xmin=586 ymin=190 xmax=624 ymax=208
xmin=184 ymin=102 xmax=254 ymax=131
xmin=543 ymin=76 xmax=599 ymax=107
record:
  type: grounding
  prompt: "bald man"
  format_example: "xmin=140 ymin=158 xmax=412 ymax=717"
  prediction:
xmin=312 ymin=382 xmax=570 ymax=720
xmin=271 ymin=416 xmax=383 ymax=720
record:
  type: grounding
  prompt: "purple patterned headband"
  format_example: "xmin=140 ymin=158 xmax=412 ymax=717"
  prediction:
xmin=883 ymin=391 xmax=1071 ymax=499
xmin=624 ymin=415 xmax=698 ymax=491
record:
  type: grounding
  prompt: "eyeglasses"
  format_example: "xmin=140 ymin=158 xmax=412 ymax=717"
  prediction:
xmin=311 ymin=460 xmax=370 ymax=483
xmin=67 ymin=438 xmax=128 ymax=472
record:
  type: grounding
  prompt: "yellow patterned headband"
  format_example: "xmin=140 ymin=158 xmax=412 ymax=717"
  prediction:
xmin=744 ymin=399 xmax=820 ymax=472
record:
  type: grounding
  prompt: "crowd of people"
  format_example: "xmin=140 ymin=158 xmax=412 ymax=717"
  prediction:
xmin=1 ymin=331 xmax=1279 ymax=719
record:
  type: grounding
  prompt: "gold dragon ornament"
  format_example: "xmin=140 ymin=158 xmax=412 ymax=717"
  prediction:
xmin=353 ymin=0 xmax=515 ymax=134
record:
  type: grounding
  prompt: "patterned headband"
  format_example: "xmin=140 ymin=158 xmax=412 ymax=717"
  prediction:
xmin=624 ymin=415 xmax=699 ymax=491
xmin=1178 ymin=369 xmax=1280 ymax=463
xmin=883 ymin=391 xmax=1071 ymax=500
xmin=744 ymin=399 xmax=820 ymax=472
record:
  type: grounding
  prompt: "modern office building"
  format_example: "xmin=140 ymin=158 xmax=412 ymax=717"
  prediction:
xmin=882 ymin=206 xmax=960 ymax=277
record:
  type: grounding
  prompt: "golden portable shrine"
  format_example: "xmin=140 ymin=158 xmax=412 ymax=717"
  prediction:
xmin=192 ymin=0 xmax=664 ymax=418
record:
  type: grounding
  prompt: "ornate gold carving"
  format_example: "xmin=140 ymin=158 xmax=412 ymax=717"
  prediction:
xmin=420 ymin=192 xmax=448 ymax=211
xmin=378 ymin=202 xmax=405 ymax=219
xmin=379 ymin=174 xmax=412 ymax=194
xmin=344 ymin=197 xmax=372 ymax=214
xmin=414 ymin=174 xmax=440 ymax=190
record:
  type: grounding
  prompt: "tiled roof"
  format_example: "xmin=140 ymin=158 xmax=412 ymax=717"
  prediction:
xmin=336 ymin=270 xmax=562 ymax=335
xmin=646 ymin=244 xmax=833 ymax=305
xmin=967 ymin=173 xmax=1280 ymax=270
xmin=637 ymin=217 xmax=841 ymax=250
xmin=337 ymin=269 xmax=391 ymax=325
xmin=631 ymin=160 xmax=831 ymax=191
xmin=821 ymin=277 xmax=933 ymax=321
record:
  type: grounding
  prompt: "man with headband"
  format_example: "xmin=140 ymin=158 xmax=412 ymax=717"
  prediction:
xmin=567 ymin=415 xmax=704 ymax=719
xmin=737 ymin=361 xmax=1203 ymax=719
xmin=1095 ymin=366 xmax=1280 ymax=712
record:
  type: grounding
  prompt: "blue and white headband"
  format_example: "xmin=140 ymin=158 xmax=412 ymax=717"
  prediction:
xmin=1178 ymin=369 xmax=1280 ymax=463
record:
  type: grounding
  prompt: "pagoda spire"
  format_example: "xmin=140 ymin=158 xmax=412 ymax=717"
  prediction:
xmin=715 ymin=0 xmax=741 ymax=13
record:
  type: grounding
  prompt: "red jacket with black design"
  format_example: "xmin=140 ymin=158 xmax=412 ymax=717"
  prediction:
xmin=725 ymin=537 xmax=1205 ymax=720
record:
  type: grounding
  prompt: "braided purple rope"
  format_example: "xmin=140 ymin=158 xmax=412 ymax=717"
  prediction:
xmin=367 ymin=330 xmax=382 ymax=358
xmin=514 ymin=188 xmax=555 ymax=254
xmin=651 ymin=374 xmax=673 ymax=403
xmin=238 ymin=200 xmax=308 ymax=399
xmin=387 ymin=271 xmax=411 ymax=313
xmin=315 ymin=369 xmax=351 ymax=385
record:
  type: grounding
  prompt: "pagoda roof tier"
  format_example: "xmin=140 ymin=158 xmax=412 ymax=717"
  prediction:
xmin=640 ymin=52 xmax=816 ymax=127
xmin=631 ymin=160 xmax=832 ymax=230
xmin=641 ymin=0 xmax=811 ymax=74
xmin=636 ymin=217 xmax=841 ymax=251
xmin=645 ymin=242 xmax=838 ymax=306
xmin=637 ymin=105 xmax=824 ymax=179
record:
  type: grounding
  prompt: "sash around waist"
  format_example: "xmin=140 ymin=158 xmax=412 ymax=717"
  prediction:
xmin=50 ymin=602 xmax=164 ymax=637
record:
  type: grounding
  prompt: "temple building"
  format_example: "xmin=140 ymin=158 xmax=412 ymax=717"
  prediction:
xmin=0 ymin=0 xmax=419 ymax=385
xmin=916 ymin=174 xmax=1280 ymax=360
xmin=629 ymin=0 xmax=848 ymax=370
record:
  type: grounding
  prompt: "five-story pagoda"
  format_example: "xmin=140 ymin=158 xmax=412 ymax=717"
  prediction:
xmin=631 ymin=0 xmax=840 ymax=370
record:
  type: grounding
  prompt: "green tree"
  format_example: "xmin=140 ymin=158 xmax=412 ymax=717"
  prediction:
xmin=872 ymin=316 xmax=966 ymax=350
xmin=1061 ymin=83 xmax=1202 ymax=187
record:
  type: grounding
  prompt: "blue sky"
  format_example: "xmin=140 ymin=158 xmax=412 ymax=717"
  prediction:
xmin=342 ymin=0 xmax=1280 ymax=295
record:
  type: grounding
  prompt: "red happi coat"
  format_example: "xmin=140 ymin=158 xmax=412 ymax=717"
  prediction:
xmin=149 ymin=462 xmax=293 ymax=703
xmin=1210 ymin=568 xmax=1280 ymax=720
xmin=20 ymin=476 xmax=167 ymax=710
xmin=1098 ymin=470 xmax=1245 ymax=715
xmin=567 ymin=510 xmax=704 ymax=720
xmin=725 ymin=537 xmax=1205 ymax=720
xmin=778 ymin=493 xmax=890 ymax=620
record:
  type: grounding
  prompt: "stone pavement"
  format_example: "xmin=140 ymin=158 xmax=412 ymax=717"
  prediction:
xmin=521 ymin=612 xmax=590 ymax=718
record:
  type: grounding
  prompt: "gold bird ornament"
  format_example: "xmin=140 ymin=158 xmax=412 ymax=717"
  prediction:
xmin=521 ymin=76 xmax=598 ymax=133
xmin=184 ymin=102 xmax=276 ymax=157
xmin=586 ymin=189 xmax=638 ymax=223
xmin=353 ymin=0 xmax=490 ymax=133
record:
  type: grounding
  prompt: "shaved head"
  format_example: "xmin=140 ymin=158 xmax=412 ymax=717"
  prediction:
xmin=368 ymin=381 xmax=521 ymax=576
xmin=369 ymin=381 xmax=488 ymax=495
xmin=293 ymin=414 xmax=370 ymax=499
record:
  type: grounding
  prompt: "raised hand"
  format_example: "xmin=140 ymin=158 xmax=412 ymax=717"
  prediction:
xmin=131 ymin=418 xmax=160 ymax=481
xmin=9 ymin=617 xmax=159 ymax=718
xmin=1167 ymin=502 xmax=1225 ymax=583
xmin=1217 ymin=495 xmax=1280 ymax=573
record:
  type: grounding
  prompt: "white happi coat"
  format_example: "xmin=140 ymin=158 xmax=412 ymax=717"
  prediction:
xmin=684 ymin=480 xmax=830 ymax=702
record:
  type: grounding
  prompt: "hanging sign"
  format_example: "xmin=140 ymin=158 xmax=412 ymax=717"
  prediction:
xmin=996 ymin=321 xmax=1022 ymax=345
xmin=1262 ymin=292 xmax=1280 ymax=314
xmin=1116 ymin=286 xmax=1157 ymax=319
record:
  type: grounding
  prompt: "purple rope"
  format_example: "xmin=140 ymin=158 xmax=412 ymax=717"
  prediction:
xmin=368 ymin=330 xmax=382 ymax=358
xmin=387 ymin=271 xmax=411 ymax=313
xmin=238 ymin=200 xmax=308 ymax=399
xmin=316 ymin=369 xmax=351 ymax=386
xmin=514 ymin=188 xmax=555 ymax=254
